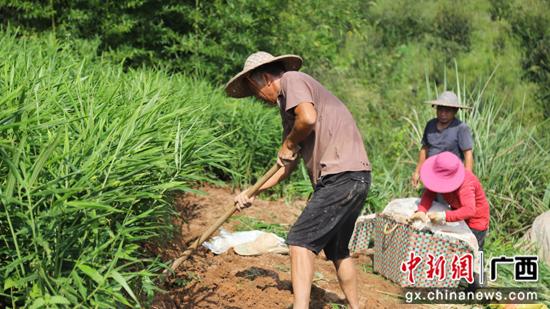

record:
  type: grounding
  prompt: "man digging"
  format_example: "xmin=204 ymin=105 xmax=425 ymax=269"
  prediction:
xmin=226 ymin=51 xmax=372 ymax=309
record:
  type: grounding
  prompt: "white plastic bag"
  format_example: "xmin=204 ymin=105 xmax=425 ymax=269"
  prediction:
xmin=520 ymin=210 xmax=550 ymax=266
xmin=383 ymin=197 xmax=479 ymax=253
xmin=382 ymin=198 xmax=481 ymax=273
xmin=202 ymin=228 xmax=287 ymax=255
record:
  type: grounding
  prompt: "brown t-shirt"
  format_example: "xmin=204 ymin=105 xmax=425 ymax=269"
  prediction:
xmin=278 ymin=71 xmax=371 ymax=184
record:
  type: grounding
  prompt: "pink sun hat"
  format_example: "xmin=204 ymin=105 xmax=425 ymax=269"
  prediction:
xmin=420 ymin=151 xmax=465 ymax=193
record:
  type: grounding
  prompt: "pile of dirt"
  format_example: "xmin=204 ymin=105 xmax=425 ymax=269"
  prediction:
xmin=151 ymin=186 xmax=413 ymax=308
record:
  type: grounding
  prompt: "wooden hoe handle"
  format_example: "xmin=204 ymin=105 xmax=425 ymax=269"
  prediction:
xmin=167 ymin=163 xmax=281 ymax=272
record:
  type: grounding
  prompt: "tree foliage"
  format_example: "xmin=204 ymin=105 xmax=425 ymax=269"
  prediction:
xmin=1 ymin=0 xmax=547 ymax=110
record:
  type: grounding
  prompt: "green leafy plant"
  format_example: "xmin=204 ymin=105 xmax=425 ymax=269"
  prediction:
xmin=0 ymin=31 xmax=236 ymax=307
xmin=231 ymin=216 xmax=289 ymax=238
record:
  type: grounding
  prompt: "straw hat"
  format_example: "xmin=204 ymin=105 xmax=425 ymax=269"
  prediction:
xmin=225 ymin=51 xmax=303 ymax=98
xmin=420 ymin=151 xmax=465 ymax=193
xmin=425 ymin=91 xmax=471 ymax=109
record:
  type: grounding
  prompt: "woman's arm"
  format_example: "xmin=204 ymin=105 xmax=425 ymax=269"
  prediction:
xmin=445 ymin=182 xmax=476 ymax=222
xmin=411 ymin=146 xmax=428 ymax=187
xmin=463 ymin=149 xmax=474 ymax=172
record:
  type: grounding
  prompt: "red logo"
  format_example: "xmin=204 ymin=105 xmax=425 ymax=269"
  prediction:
xmin=451 ymin=253 xmax=474 ymax=283
xmin=426 ymin=254 xmax=446 ymax=281
xmin=401 ymin=252 xmax=422 ymax=284
xmin=402 ymin=253 xmax=474 ymax=284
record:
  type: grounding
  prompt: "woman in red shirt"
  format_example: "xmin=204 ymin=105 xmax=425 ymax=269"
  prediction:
xmin=410 ymin=151 xmax=490 ymax=251
xmin=410 ymin=151 xmax=490 ymax=290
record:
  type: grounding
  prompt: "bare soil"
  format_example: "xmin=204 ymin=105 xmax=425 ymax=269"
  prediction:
xmin=151 ymin=186 xmax=426 ymax=309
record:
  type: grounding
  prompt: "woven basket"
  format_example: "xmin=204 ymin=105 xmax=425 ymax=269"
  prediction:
xmin=350 ymin=214 xmax=474 ymax=288
xmin=349 ymin=215 xmax=375 ymax=254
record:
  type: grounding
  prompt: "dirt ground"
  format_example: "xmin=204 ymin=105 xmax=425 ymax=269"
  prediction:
xmin=150 ymin=186 xmax=429 ymax=309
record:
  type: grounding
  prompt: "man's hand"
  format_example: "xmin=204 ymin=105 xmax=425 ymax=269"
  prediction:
xmin=428 ymin=212 xmax=446 ymax=224
xmin=277 ymin=140 xmax=299 ymax=167
xmin=234 ymin=189 xmax=255 ymax=211
xmin=408 ymin=211 xmax=429 ymax=224
xmin=411 ymin=170 xmax=420 ymax=188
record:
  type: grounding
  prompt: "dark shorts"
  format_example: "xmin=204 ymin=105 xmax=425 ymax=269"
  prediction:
xmin=466 ymin=228 xmax=488 ymax=290
xmin=286 ymin=170 xmax=371 ymax=261
xmin=469 ymin=227 xmax=488 ymax=252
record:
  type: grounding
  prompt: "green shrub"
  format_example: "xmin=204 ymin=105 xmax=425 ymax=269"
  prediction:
xmin=489 ymin=0 xmax=512 ymax=20
xmin=433 ymin=3 xmax=473 ymax=56
xmin=0 ymin=1 xmax=287 ymax=82
xmin=208 ymin=98 xmax=281 ymax=185
xmin=507 ymin=0 xmax=550 ymax=117
xmin=0 ymin=0 xmax=365 ymax=83
xmin=363 ymin=0 xmax=430 ymax=48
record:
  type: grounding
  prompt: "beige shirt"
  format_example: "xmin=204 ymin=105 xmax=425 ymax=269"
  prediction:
xmin=278 ymin=71 xmax=371 ymax=184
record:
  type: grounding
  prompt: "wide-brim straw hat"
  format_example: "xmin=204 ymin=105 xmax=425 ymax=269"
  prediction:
xmin=420 ymin=151 xmax=465 ymax=193
xmin=425 ymin=91 xmax=471 ymax=109
xmin=225 ymin=51 xmax=302 ymax=98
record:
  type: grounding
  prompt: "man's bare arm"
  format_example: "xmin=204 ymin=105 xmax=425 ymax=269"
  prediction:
xmin=236 ymin=102 xmax=316 ymax=210
xmin=278 ymin=102 xmax=316 ymax=165
xmin=257 ymin=159 xmax=299 ymax=193
xmin=285 ymin=102 xmax=316 ymax=149
xmin=234 ymin=157 xmax=299 ymax=210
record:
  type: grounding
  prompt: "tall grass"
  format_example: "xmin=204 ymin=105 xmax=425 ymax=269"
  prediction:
xmin=0 ymin=31 xmax=272 ymax=307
